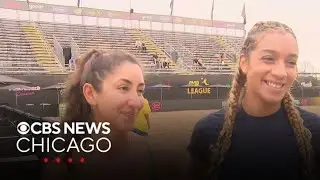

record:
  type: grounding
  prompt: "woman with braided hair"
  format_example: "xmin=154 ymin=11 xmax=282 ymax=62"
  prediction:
xmin=188 ymin=21 xmax=320 ymax=180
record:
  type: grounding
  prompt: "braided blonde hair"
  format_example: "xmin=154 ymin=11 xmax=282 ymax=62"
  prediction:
xmin=209 ymin=21 xmax=315 ymax=179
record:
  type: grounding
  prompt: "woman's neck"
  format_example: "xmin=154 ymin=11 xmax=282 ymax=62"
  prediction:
xmin=242 ymin=93 xmax=281 ymax=117
xmin=109 ymin=129 xmax=129 ymax=145
xmin=90 ymin=128 xmax=129 ymax=154
xmin=91 ymin=114 xmax=129 ymax=153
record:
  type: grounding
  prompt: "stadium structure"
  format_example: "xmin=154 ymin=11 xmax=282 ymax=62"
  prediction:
xmin=0 ymin=0 xmax=319 ymax=116
xmin=0 ymin=1 xmax=319 ymax=178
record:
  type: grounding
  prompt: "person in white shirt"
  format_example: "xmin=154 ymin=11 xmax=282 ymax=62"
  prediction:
xmin=135 ymin=40 xmax=142 ymax=52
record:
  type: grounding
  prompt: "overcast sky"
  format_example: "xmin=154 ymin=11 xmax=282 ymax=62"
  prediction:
xmin=19 ymin=0 xmax=320 ymax=72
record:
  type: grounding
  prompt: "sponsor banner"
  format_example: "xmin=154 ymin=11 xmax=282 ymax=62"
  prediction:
xmin=3 ymin=0 xmax=244 ymax=29
xmin=134 ymin=13 xmax=244 ymax=29
xmin=51 ymin=4 xmax=74 ymax=14
xmin=81 ymin=7 xmax=103 ymax=17
xmin=181 ymin=17 xmax=243 ymax=29
xmin=16 ymin=91 xmax=35 ymax=97
xmin=0 ymin=0 xmax=28 ymax=10
xmin=133 ymin=13 xmax=163 ymax=22
xmin=28 ymin=2 xmax=76 ymax=15
xmin=151 ymin=101 xmax=162 ymax=111
xmin=9 ymin=86 xmax=40 ymax=92
xmin=28 ymin=2 xmax=46 ymax=12
xmin=81 ymin=8 xmax=129 ymax=19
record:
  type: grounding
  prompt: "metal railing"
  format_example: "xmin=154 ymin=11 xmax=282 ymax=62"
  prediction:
xmin=30 ymin=22 xmax=64 ymax=70
xmin=70 ymin=37 xmax=81 ymax=57
xmin=164 ymin=41 xmax=193 ymax=71
xmin=53 ymin=36 xmax=65 ymax=67
xmin=166 ymin=41 xmax=194 ymax=72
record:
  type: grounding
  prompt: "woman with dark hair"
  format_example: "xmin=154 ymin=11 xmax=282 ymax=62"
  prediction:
xmin=43 ymin=49 xmax=150 ymax=180
xmin=63 ymin=49 xmax=145 ymax=137
xmin=188 ymin=21 xmax=320 ymax=180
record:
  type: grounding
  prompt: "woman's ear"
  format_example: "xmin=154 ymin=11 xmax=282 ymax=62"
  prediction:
xmin=239 ymin=54 xmax=248 ymax=75
xmin=83 ymin=83 xmax=98 ymax=106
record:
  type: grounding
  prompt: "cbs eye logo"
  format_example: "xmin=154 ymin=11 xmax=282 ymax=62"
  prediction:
xmin=17 ymin=122 xmax=30 ymax=135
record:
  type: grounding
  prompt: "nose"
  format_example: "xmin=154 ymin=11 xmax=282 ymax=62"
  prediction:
xmin=127 ymin=93 xmax=144 ymax=109
xmin=271 ymin=61 xmax=287 ymax=79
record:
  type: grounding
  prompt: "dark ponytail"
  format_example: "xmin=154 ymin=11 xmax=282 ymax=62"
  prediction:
xmin=62 ymin=49 xmax=99 ymax=124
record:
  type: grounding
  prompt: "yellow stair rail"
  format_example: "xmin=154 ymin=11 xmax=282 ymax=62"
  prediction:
xmin=212 ymin=36 xmax=227 ymax=47
xmin=211 ymin=36 xmax=236 ymax=70
xmin=22 ymin=23 xmax=65 ymax=74
xmin=130 ymin=29 xmax=176 ymax=69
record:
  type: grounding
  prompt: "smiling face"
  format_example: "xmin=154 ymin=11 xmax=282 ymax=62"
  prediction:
xmin=83 ymin=62 xmax=145 ymax=132
xmin=240 ymin=31 xmax=298 ymax=105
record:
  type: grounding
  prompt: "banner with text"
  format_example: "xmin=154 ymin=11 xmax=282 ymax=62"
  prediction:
xmin=0 ymin=0 xmax=244 ymax=29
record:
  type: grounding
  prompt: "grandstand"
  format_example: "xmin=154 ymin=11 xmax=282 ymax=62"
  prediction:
xmin=0 ymin=0 xmax=244 ymax=75
xmin=0 ymin=19 xmax=64 ymax=74
xmin=142 ymin=29 xmax=241 ymax=73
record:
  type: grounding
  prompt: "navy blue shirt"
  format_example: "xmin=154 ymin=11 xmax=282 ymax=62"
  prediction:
xmin=188 ymin=106 xmax=320 ymax=180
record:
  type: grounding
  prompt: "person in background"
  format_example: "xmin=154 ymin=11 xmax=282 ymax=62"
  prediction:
xmin=68 ymin=56 xmax=74 ymax=71
xmin=188 ymin=21 xmax=320 ymax=180
xmin=163 ymin=57 xmax=171 ymax=69
xmin=157 ymin=57 xmax=163 ymax=69
xmin=193 ymin=58 xmax=199 ymax=70
xmin=219 ymin=58 xmax=225 ymax=70
xmin=132 ymin=98 xmax=151 ymax=136
xmin=135 ymin=40 xmax=142 ymax=52
xmin=142 ymin=42 xmax=147 ymax=52
xmin=152 ymin=53 xmax=159 ymax=65
xmin=197 ymin=57 xmax=203 ymax=67
xmin=135 ymin=40 xmax=139 ymax=48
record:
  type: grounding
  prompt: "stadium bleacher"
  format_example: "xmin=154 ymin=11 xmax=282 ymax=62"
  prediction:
xmin=0 ymin=0 xmax=244 ymax=75
xmin=37 ymin=21 xmax=178 ymax=74
xmin=0 ymin=19 xmax=64 ymax=75
xmin=142 ymin=29 xmax=242 ymax=73
xmin=0 ymin=20 xmax=242 ymax=75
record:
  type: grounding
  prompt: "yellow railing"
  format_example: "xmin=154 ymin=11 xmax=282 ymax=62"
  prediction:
xmin=212 ymin=36 xmax=227 ymax=47
xmin=22 ymin=23 xmax=65 ymax=74
xmin=130 ymin=29 xmax=176 ymax=68
xmin=211 ymin=36 xmax=237 ymax=70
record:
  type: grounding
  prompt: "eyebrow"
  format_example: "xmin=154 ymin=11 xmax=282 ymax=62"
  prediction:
xmin=287 ymin=54 xmax=298 ymax=59
xmin=261 ymin=49 xmax=277 ymax=54
xmin=260 ymin=49 xmax=298 ymax=58
xmin=119 ymin=78 xmax=145 ymax=86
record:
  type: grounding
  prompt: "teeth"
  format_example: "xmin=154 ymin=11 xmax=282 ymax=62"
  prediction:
xmin=266 ymin=81 xmax=282 ymax=89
